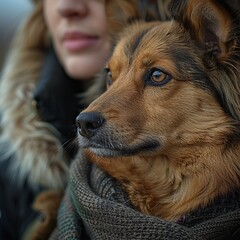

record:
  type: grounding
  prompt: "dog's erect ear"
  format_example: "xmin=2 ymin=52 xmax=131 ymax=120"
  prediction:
xmin=169 ymin=0 xmax=240 ymax=121
xmin=169 ymin=0 xmax=239 ymax=60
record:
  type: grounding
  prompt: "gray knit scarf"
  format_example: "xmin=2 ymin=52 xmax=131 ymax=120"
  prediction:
xmin=50 ymin=152 xmax=240 ymax=240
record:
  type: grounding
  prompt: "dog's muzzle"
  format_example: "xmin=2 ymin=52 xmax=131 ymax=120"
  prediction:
xmin=76 ymin=112 xmax=105 ymax=138
xmin=76 ymin=111 xmax=160 ymax=157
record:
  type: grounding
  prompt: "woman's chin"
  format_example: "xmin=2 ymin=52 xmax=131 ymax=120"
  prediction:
xmin=63 ymin=57 xmax=105 ymax=80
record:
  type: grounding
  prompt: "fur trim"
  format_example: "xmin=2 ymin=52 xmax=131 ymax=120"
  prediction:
xmin=0 ymin=39 xmax=68 ymax=190
xmin=22 ymin=190 xmax=63 ymax=240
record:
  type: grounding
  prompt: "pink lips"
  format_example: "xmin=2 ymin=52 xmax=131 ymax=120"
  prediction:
xmin=62 ymin=32 xmax=99 ymax=52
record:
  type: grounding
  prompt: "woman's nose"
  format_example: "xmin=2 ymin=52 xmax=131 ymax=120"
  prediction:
xmin=57 ymin=0 xmax=88 ymax=18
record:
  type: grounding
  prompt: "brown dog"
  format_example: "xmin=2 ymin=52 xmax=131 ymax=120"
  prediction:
xmin=76 ymin=0 xmax=240 ymax=221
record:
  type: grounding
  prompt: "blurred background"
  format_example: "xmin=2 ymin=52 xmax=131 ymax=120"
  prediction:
xmin=0 ymin=0 xmax=32 ymax=70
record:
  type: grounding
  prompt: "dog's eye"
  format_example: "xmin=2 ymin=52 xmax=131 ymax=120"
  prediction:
xmin=146 ymin=68 xmax=171 ymax=86
xmin=105 ymin=67 xmax=113 ymax=86
xmin=151 ymin=70 xmax=166 ymax=82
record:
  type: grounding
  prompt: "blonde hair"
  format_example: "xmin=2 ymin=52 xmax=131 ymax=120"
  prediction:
xmin=157 ymin=0 xmax=171 ymax=20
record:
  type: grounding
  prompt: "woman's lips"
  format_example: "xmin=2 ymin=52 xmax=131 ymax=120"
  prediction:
xmin=62 ymin=32 xmax=99 ymax=52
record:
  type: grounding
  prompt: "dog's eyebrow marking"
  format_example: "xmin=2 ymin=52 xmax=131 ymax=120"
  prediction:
xmin=171 ymin=49 xmax=205 ymax=80
xmin=172 ymin=49 xmax=212 ymax=88
xmin=124 ymin=26 xmax=154 ymax=65
xmin=171 ymin=48 xmax=227 ymax=111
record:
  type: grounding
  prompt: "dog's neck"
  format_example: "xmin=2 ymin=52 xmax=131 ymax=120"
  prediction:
xmin=87 ymin=133 xmax=240 ymax=221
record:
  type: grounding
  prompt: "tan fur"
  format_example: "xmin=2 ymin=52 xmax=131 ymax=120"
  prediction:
xmin=79 ymin=0 xmax=240 ymax=221
xmin=22 ymin=190 xmax=63 ymax=240
xmin=84 ymin=69 xmax=239 ymax=220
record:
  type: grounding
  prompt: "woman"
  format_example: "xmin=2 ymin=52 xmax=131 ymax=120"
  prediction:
xmin=0 ymin=0 xmax=166 ymax=239
xmin=0 ymin=0 xmax=111 ymax=238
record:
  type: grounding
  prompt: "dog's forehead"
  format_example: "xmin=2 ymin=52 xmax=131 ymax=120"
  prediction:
xmin=125 ymin=23 xmax=172 ymax=57
xmin=108 ymin=21 xmax=218 ymax=99
xmin=109 ymin=21 xmax=205 ymax=80
xmin=109 ymin=21 xmax=198 ymax=78
xmin=118 ymin=22 xmax=173 ymax=63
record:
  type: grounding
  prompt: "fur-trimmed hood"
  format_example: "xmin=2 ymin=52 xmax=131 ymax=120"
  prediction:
xmin=0 ymin=48 xmax=69 ymax=189
xmin=0 ymin=46 xmax=100 ymax=189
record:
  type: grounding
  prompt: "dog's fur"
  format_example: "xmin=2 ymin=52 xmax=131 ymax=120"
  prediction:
xmin=77 ymin=0 xmax=240 ymax=221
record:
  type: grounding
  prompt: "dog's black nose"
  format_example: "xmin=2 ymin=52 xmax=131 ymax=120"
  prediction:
xmin=76 ymin=112 xmax=105 ymax=138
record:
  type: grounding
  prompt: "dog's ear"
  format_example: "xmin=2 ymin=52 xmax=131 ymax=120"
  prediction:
xmin=169 ymin=0 xmax=239 ymax=60
xmin=169 ymin=0 xmax=240 ymax=121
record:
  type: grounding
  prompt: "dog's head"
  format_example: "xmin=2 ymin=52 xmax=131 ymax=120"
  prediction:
xmin=76 ymin=0 xmax=240 ymax=158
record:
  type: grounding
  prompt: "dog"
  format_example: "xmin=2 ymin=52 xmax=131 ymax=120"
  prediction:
xmin=76 ymin=0 xmax=240 ymax=221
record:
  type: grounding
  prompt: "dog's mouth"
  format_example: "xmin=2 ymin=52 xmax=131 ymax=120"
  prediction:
xmin=76 ymin=112 xmax=161 ymax=157
xmin=78 ymin=134 xmax=160 ymax=157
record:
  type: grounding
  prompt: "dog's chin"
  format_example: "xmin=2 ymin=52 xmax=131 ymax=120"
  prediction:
xmin=78 ymin=134 xmax=161 ymax=157
xmin=85 ymin=142 xmax=160 ymax=158
xmin=88 ymin=148 xmax=128 ymax=157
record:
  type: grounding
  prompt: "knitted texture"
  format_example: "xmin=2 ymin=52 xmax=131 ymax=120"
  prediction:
xmin=50 ymin=153 xmax=240 ymax=240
